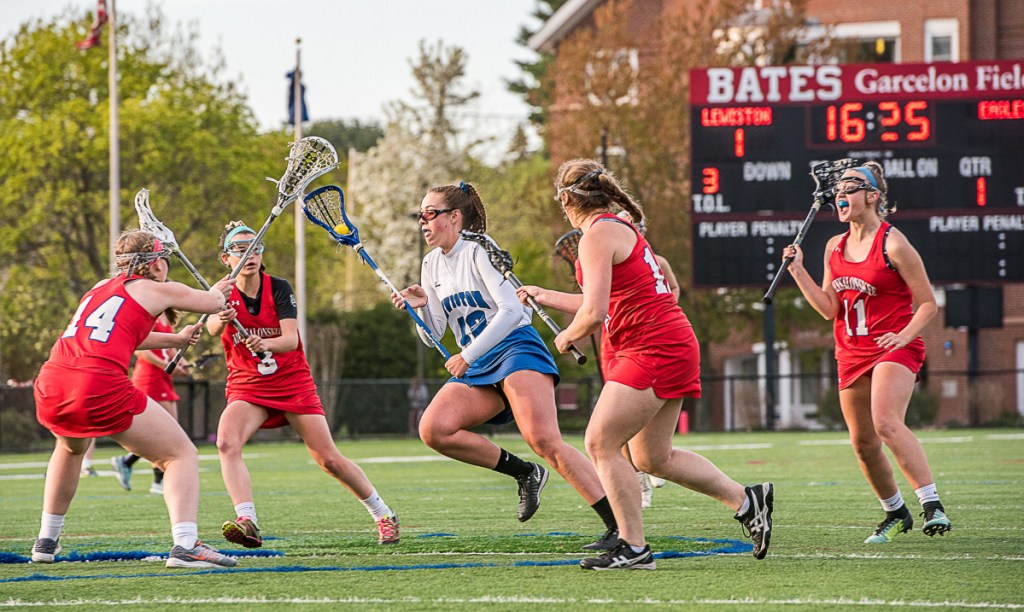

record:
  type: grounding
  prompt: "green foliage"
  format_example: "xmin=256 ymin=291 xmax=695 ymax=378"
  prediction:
xmin=306 ymin=119 xmax=383 ymax=154
xmin=507 ymin=0 xmax=570 ymax=128
xmin=334 ymin=302 xmax=428 ymax=379
xmin=0 ymin=9 xmax=290 ymax=379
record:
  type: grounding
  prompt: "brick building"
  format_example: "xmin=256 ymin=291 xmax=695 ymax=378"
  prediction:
xmin=530 ymin=0 xmax=1024 ymax=429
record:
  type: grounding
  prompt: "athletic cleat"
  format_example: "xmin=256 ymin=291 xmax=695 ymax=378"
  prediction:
xmin=149 ymin=481 xmax=164 ymax=495
xmin=110 ymin=456 xmax=132 ymax=491
xmin=638 ymin=471 xmax=653 ymax=508
xmin=515 ymin=463 xmax=549 ymax=522
xmin=580 ymin=541 xmax=656 ymax=570
xmin=921 ymin=507 xmax=951 ymax=537
xmin=649 ymin=475 xmax=666 ymax=488
xmin=581 ymin=528 xmax=620 ymax=551
xmin=865 ymin=510 xmax=914 ymax=543
xmin=376 ymin=514 xmax=400 ymax=544
xmin=166 ymin=541 xmax=238 ymax=568
xmin=82 ymin=466 xmax=98 ymax=477
xmin=735 ymin=482 xmax=774 ymax=559
xmin=222 ymin=517 xmax=262 ymax=548
xmin=31 ymin=538 xmax=61 ymax=563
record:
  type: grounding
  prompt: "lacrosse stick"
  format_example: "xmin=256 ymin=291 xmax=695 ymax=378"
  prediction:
xmin=134 ymin=188 xmax=267 ymax=373
xmin=461 ymin=230 xmax=586 ymax=365
xmin=553 ymin=228 xmax=602 ymax=378
xmin=763 ymin=157 xmax=860 ymax=304
xmin=301 ymin=185 xmax=452 ymax=360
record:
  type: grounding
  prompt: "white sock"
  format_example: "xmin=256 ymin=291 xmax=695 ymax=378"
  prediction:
xmin=914 ymin=483 xmax=940 ymax=506
xmin=360 ymin=489 xmax=393 ymax=520
xmin=81 ymin=458 xmax=93 ymax=470
xmin=629 ymin=543 xmax=647 ymax=554
xmin=171 ymin=522 xmax=199 ymax=549
xmin=880 ymin=491 xmax=905 ymax=513
xmin=737 ymin=496 xmax=751 ymax=517
xmin=234 ymin=502 xmax=258 ymax=525
xmin=38 ymin=512 xmax=65 ymax=541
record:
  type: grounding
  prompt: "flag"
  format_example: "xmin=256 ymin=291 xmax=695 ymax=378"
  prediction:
xmin=287 ymin=69 xmax=309 ymax=125
xmin=76 ymin=0 xmax=108 ymax=50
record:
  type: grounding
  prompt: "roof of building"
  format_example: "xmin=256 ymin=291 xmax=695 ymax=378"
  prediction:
xmin=527 ymin=0 xmax=604 ymax=53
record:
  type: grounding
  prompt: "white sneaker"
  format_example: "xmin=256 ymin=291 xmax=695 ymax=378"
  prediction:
xmin=637 ymin=472 xmax=653 ymax=508
xmin=149 ymin=481 xmax=164 ymax=495
xmin=649 ymin=475 xmax=666 ymax=488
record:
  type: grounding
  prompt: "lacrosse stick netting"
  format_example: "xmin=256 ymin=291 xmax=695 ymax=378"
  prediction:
xmin=302 ymin=185 xmax=452 ymax=359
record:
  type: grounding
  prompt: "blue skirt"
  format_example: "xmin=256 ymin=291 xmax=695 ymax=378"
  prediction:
xmin=451 ymin=325 xmax=560 ymax=425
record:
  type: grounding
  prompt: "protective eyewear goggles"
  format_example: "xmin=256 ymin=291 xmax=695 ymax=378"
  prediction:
xmin=837 ymin=178 xmax=877 ymax=195
xmin=417 ymin=208 xmax=453 ymax=222
xmin=224 ymin=239 xmax=265 ymax=256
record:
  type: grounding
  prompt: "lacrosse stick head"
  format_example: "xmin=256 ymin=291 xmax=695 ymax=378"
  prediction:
xmin=460 ymin=230 xmax=513 ymax=275
xmin=276 ymin=136 xmax=339 ymax=204
xmin=554 ymin=229 xmax=582 ymax=268
xmin=302 ymin=185 xmax=360 ymax=247
xmin=133 ymin=188 xmax=180 ymax=252
xmin=810 ymin=158 xmax=860 ymax=204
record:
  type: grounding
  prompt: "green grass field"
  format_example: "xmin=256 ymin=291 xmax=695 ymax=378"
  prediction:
xmin=1 ymin=429 xmax=1022 ymax=610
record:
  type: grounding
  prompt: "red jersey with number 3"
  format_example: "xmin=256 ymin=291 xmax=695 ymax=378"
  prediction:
xmin=34 ymin=276 xmax=155 ymax=437
xmin=221 ymin=273 xmax=322 ymax=428
xmin=576 ymin=214 xmax=701 ymax=398
xmin=829 ymin=222 xmax=925 ymax=388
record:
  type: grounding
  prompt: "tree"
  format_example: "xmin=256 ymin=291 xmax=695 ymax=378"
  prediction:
xmin=507 ymin=0 xmax=571 ymax=129
xmin=0 ymin=9 xmax=284 ymax=379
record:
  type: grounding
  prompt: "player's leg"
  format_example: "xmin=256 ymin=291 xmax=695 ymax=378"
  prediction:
xmin=32 ymin=435 xmax=91 ymax=562
xmin=419 ymin=383 xmax=546 ymax=521
xmin=289 ymin=413 xmax=399 ymax=544
xmin=149 ymin=399 xmax=178 ymax=494
xmin=871 ymin=362 xmax=950 ymax=536
xmin=504 ymin=370 xmax=617 ymax=545
xmin=113 ymin=399 xmax=236 ymax=568
xmin=215 ymin=400 xmax=268 ymax=548
xmin=840 ymin=377 xmax=913 ymax=542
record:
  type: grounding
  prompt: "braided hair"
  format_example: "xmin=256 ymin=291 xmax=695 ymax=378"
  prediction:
xmin=426 ymin=181 xmax=487 ymax=233
xmin=114 ymin=229 xmax=179 ymax=325
xmin=555 ymin=158 xmax=645 ymax=225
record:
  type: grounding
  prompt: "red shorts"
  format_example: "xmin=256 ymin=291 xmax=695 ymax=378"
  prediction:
xmin=605 ymin=326 xmax=701 ymax=399
xmin=837 ymin=338 xmax=926 ymax=390
xmin=35 ymin=360 xmax=148 ymax=438
xmin=226 ymin=383 xmax=324 ymax=429
xmin=132 ymin=370 xmax=179 ymax=402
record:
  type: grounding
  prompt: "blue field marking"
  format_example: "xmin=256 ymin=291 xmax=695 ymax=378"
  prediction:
xmin=0 ymin=548 xmax=283 ymax=565
xmin=0 ymin=535 xmax=749 ymax=583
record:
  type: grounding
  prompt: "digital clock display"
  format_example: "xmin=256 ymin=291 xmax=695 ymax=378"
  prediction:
xmin=688 ymin=60 xmax=1024 ymax=287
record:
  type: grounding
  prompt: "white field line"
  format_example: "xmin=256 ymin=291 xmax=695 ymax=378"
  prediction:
xmin=799 ymin=436 xmax=978 ymax=446
xmin=986 ymin=433 xmax=1024 ymax=440
xmin=0 ymin=454 xmax=257 ymax=474
xmin=1 ymin=596 xmax=1021 ymax=608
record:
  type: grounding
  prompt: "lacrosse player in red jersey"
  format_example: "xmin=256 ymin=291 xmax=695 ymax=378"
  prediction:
xmin=208 ymin=221 xmax=399 ymax=548
xmin=109 ymin=312 xmax=192 ymax=495
xmin=518 ymin=159 xmax=774 ymax=570
xmin=32 ymin=230 xmax=238 ymax=568
xmin=391 ymin=182 xmax=619 ymax=550
xmin=783 ymin=161 xmax=950 ymax=543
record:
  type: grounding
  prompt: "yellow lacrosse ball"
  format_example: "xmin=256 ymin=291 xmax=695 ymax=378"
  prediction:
xmin=334 ymin=224 xmax=350 ymax=235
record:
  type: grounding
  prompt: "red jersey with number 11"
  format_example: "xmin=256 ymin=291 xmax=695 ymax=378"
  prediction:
xmin=829 ymin=222 xmax=925 ymax=388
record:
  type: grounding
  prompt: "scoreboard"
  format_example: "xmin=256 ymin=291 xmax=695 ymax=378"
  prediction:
xmin=689 ymin=60 xmax=1024 ymax=288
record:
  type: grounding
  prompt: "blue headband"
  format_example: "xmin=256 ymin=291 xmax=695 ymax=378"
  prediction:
xmin=458 ymin=181 xmax=470 ymax=194
xmin=851 ymin=167 xmax=878 ymax=190
xmin=223 ymin=226 xmax=257 ymax=250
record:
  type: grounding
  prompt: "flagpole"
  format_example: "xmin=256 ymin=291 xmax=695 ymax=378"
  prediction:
xmin=293 ymin=37 xmax=307 ymax=350
xmin=108 ymin=0 xmax=120 ymax=273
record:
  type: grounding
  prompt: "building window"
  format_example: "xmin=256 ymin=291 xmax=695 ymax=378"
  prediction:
xmin=925 ymin=18 xmax=959 ymax=62
xmin=585 ymin=48 xmax=639 ymax=107
xmin=806 ymin=20 xmax=901 ymax=63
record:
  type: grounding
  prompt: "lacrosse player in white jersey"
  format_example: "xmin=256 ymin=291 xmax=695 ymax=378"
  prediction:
xmin=392 ymin=181 xmax=620 ymax=550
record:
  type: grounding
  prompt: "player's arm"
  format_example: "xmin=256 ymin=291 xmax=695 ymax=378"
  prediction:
xmin=878 ymin=229 xmax=937 ymax=349
xmin=785 ymin=236 xmax=841 ymax=320
xmin=655 ymin=254 xmax=680 ymax=300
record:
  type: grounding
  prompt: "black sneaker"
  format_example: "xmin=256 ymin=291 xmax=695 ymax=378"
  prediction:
xmin=581 ymin=528 xmax=620 ymax=551
xmin=865 ymin=507 xmax=914 ymax=543
xmin=31 ymin=537 xmax=61 ymax=563
xmin=734 ymin=482 xmax=774 ymax=559
xmin=515 ymin=463 xmax=548 ymax=522
xmin=921 ymin=503 xmax=951 ymax=537
xmin=580 ymin=541 xmax=656 ymax=570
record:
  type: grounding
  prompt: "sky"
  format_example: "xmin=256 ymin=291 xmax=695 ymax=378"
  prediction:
xmin=1 ymin=0 xmax=541 ymax=141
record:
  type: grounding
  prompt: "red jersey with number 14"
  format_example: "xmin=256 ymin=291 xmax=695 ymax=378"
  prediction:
xmin=34 ymin=276 xmax=155 ymax=437
xmin=829 ymin=222 xmax=925 ymax=389
xmin=221 ymin=273 xmax=322 ymax=428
